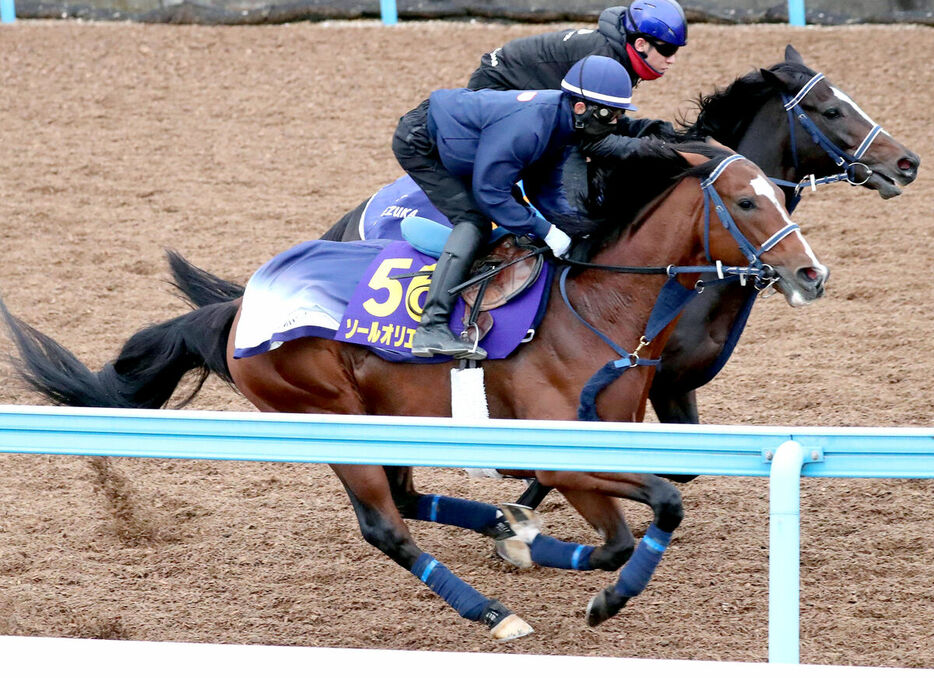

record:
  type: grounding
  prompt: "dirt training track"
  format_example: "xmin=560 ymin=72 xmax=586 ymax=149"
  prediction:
xmin=0 ymin=20 xmax=932 ymax=667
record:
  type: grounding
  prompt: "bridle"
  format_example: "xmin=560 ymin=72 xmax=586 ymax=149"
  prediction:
xmin=773 ymin=72 xmax=885 ymax=212
xmin=556 ymin=153 xmax=801 ymax=420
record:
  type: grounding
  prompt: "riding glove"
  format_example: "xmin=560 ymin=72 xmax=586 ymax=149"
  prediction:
xmin=544 ymin=224 xmax=572 ymax=257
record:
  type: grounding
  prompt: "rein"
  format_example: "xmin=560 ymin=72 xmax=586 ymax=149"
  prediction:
xmin=774 ymin=72 xmax=884 ymax=212
xmin=562 ymin=153 xmax=800 ymax=421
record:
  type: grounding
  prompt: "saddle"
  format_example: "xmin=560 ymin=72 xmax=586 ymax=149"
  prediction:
xmin=401 ymin=216 xmax=544 ymax=345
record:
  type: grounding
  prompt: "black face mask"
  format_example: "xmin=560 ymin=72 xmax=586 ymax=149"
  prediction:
xmin=574 ymin=103 xmax=621 ymax=139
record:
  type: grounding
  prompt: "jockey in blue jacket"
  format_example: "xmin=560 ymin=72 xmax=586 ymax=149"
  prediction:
xmin=392 ymin=56 xmax=637 ymax=360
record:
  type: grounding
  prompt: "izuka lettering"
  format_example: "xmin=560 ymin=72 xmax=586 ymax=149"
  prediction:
xmin=380 ymin=205 xmax=420 ymax=219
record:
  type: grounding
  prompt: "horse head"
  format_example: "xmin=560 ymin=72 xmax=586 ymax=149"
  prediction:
xmin=677 ymin=145 xmax=828 ymax=308
xmin=759 ymin=44 xmax=919 ymax=199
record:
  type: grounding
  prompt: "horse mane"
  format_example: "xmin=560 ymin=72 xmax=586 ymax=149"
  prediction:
xmin=567 ymin=140 xmax=732 ymax=261
xmin=679 ymin=60 xmax=817 ymax=147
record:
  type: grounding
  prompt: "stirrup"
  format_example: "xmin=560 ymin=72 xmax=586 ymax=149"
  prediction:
xmin=411 ymin=327 xmax=487 ymax=360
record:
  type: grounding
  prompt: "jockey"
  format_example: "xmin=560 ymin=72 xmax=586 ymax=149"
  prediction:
xmin=393 ymin=56 xmax=637 ymax=361
xmin=467 ymin=1 xmax=688 ymax=161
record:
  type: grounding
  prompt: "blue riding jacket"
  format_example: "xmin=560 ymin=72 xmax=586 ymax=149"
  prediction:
xmin=426 ymin=88 xmax=579 ymax=240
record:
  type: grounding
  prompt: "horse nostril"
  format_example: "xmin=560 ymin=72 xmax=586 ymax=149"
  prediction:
xmin=797 ymin=267 xmax=825 ymax=291
xmin=898 ymin=154 xmax=920 ymax=178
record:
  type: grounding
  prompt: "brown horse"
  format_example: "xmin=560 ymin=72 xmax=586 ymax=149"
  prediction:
xmin=1 ymin=143 xmax=827 ymax=640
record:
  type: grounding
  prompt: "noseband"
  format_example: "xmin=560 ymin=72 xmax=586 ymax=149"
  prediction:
xmin=777 ymin=72 xmax=885 ymax=211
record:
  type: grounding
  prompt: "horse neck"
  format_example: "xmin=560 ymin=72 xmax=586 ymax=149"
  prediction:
xmin=735 ymin=97 xmax=793 ymax=181
xmin=525 ymin=180 xmax=706 ymax=422
xmin=561 ymin=179 xmax=705 ymax=353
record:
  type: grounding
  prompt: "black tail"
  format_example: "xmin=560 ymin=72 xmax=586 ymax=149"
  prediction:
xmin=0 ymin=297 xmax=238 ymax=409
xmin=167 ymin=250 xmax=244 ymax=309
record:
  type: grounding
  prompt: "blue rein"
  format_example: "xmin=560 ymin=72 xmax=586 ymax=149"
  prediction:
xmin=566 ymin=154 xmax=800 ymax=421
xmin=773 ymin=72 xmax=884 ymax=213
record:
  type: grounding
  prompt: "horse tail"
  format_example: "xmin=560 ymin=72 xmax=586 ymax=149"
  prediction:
xmin=166 ymin=250 xmax=244 ymax=308
xmin=0 ymin=297 xmax=238 ymax=410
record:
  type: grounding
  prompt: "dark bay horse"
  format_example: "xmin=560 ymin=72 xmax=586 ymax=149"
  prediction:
xmin=644 ymin=44 xmax=918 ymax=428
xmin=2 ymin=143 xmax=828 ymax=639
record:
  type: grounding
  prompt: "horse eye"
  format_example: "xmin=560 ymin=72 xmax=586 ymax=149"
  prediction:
xmin=823 ymin=107 xmax=842 ymax=119
xmin=737 ymin=198 xmax=756 ymax=210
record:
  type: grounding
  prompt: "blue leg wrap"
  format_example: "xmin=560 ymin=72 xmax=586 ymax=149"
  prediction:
xmin=414 ymin=494 xmax=500 ymax=532
xmin=613 ymin=524 xmax=673 ymax=598
xmin=410 ymin=552 xmax=489 ymax=621
xmin=529 ymin=534 xmax=595 ymax=570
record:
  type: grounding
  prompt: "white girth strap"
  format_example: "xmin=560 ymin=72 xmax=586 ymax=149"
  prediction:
xmin=452 ymin=366 xmax=503 ymax=479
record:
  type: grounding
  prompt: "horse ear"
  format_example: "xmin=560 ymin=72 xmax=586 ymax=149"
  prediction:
xmin=784 ymin=44 xmax=805 ymax=65
xmin=760 ymin=67 xmax=795 ymax=92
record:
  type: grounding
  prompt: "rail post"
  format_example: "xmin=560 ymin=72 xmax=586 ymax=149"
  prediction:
xmin=767 ymin=439 xmax=821 ymax=663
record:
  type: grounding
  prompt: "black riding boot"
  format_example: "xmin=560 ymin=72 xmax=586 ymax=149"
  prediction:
xmin=411 ymin=222 xmax=487 ymax=360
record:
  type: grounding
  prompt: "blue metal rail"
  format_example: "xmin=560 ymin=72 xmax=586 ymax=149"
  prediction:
xmin=1 ymin=405 xmax=932 ymax=663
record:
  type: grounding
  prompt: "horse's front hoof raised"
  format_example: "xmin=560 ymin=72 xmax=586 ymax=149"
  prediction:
xmin=585 ymin=586 xmax=630 ymax=627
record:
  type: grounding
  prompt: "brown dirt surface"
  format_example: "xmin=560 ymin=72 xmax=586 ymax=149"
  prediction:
xmin=0 ymin=19 xmax=932 ymax=667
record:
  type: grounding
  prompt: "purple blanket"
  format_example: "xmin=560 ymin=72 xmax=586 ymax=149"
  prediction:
xmin=234 ymin=238 xmax=549 ymax=363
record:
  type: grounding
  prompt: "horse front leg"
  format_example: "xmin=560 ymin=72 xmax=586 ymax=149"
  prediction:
xmin=533 ymin=470 xmax=683 ymax=627
xmin=560 ymin=490 xmax=635 ymax=571
xmin=331 ymin=463 xmax=533 ymax=641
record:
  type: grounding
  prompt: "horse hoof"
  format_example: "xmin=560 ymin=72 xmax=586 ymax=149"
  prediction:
xmin=490 ymin=614 xmax=534 ymax=642
xmin=494 ymin=535 xmax=533 ymax=569
xmin=585 ymin=587 xmax=629 ymax=628
xmin=498 ymin=502 xmax=542 ymax=544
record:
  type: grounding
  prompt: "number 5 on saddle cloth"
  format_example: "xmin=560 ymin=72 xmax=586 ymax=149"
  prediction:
xmin=232 ymin=218 xmax=550 ymax=364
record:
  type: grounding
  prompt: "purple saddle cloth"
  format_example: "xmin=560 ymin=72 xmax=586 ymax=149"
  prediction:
xmin=233 ymin=238 xmax=549 ymax=363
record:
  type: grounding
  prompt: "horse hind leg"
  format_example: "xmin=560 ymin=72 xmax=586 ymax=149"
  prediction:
xmin=383 ymin=467 xmax=536 ymax=570
xmin=334 ymin=464 xmax=533 ymax=641
xmin=497 ymin=488 xmax=639 ymax=576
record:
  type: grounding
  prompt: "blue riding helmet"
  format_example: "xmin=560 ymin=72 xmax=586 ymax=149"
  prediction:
xmin=560 ymin=55 xmax=638 ymax=111
xmin=623 ymin=0 xmax=689 ymax=47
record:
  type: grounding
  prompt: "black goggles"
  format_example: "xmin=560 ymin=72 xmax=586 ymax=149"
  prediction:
xmin=646 ymin=38 xmax=679 ymax=58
